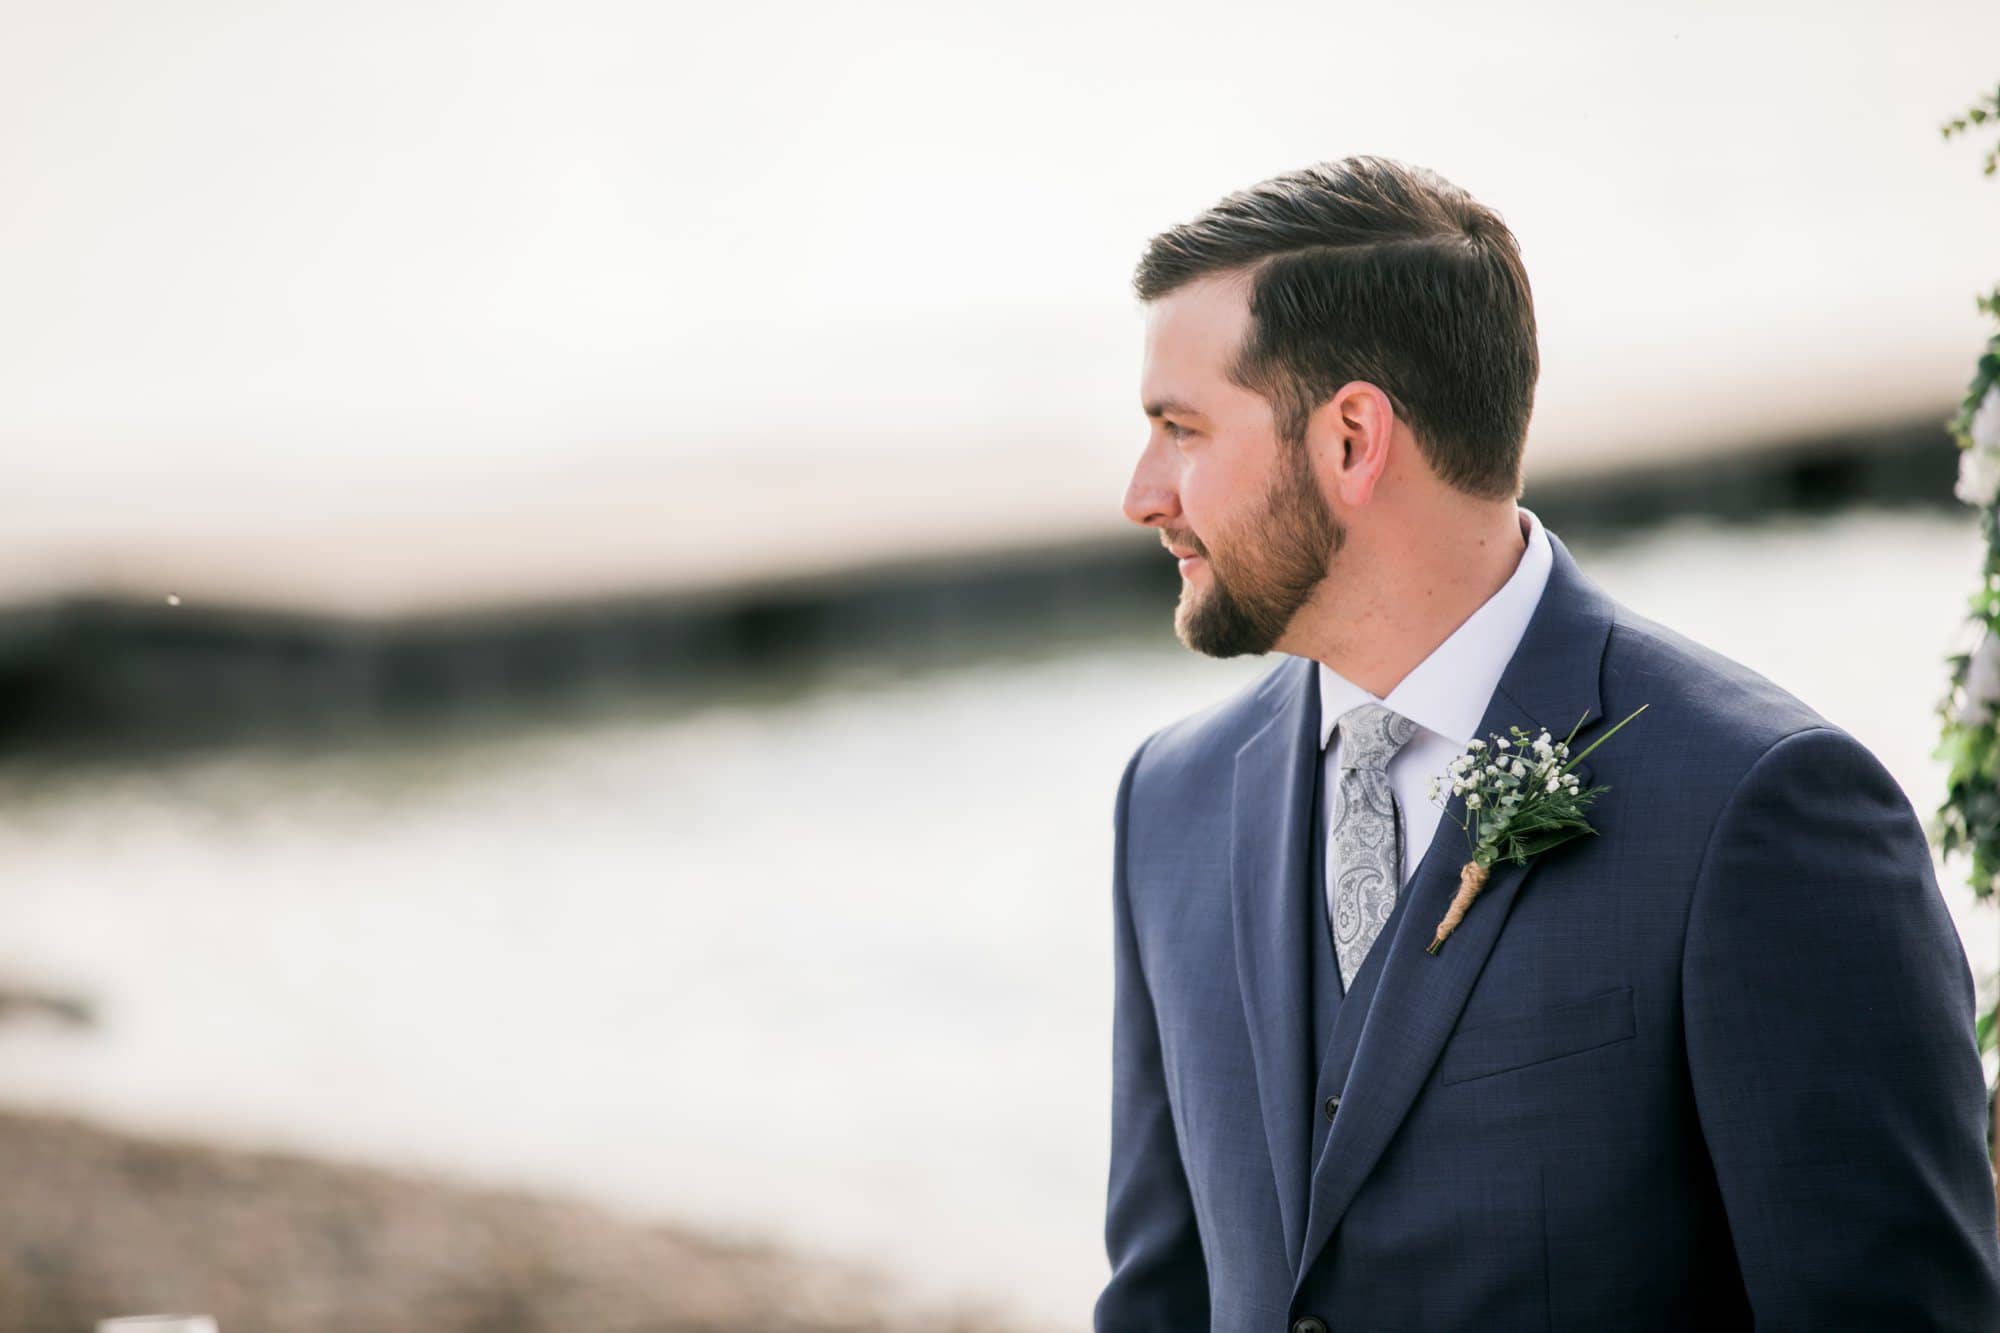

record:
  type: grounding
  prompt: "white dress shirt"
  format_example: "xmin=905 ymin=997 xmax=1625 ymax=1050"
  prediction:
xmin=1316 ymin=505 xmax=1553 ymax=916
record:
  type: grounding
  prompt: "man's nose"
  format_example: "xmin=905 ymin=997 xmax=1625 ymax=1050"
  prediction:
xmin=1122 ymin=437 xmax=1180 ymax=530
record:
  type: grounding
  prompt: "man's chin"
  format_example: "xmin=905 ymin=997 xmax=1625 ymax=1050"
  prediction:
xmin=1175 ymin=603 xmax=1267 ymax=659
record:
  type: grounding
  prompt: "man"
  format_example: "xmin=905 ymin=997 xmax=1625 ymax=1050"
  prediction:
xmin=1095 ymin=155 xmax=2000 ymax=1332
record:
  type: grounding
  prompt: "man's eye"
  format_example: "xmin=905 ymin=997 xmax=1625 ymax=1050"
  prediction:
xmin=1163 ymin=421 xmax=1192 ymax=441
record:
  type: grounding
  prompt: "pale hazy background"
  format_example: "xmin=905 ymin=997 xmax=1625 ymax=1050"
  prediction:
xmin=0 ymin=0 xmax=1996 ymax=611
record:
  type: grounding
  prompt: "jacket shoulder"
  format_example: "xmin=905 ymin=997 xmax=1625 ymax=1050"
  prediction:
xmin=1122 ymin=655 xmax=1299 ymax=798
xmin=1600 ymin=601 xmax=1841 ymax=766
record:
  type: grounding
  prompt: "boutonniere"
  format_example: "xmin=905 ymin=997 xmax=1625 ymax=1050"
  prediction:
xmin=1423 ymin=703 xmax=1649 ymax=954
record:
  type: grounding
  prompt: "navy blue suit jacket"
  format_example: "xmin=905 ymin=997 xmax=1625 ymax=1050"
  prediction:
xmin=1095 ymin=524 xmax=2000 ymax=1331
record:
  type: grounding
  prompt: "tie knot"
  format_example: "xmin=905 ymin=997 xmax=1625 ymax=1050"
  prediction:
xmin=1336 ymin=702 xmax=1420 ymax=772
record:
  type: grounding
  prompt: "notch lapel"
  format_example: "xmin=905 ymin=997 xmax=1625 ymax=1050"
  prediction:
xmin=1230 ymin=651 xmax=1322 ymax=1265
xmin=1287 ymin=526 xmax=1618 ymax=1294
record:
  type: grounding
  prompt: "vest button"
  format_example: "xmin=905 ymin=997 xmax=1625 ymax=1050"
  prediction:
xmin=1292 ymin=1318 xmax=1329 ymax=1333
xmin=1323 ymin=1094 xmax=1341 ymax=1121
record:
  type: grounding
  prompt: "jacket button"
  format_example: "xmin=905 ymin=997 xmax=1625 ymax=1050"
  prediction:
xmin=1323 ymin=1094 xmax=1340 ymax=1121
xmin=1292 ymin=1318 xmax=1329 ymax=1333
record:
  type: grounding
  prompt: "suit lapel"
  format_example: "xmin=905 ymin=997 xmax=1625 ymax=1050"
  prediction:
xmin=1230 ymin=650 xmax=1323 ymax=1264
xmin=1269 ymin=526 xmax=1619 ymax=1293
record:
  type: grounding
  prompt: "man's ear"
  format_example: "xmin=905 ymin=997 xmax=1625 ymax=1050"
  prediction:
xmin=1311 ymin=381 xmax=1394 ymax=505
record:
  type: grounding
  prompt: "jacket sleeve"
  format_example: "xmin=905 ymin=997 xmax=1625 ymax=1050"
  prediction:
xmin=1093 ymin=732 xmax=1211 ymax=1332
xmin=1682 ymin=724 xmax=2000 ymax=1330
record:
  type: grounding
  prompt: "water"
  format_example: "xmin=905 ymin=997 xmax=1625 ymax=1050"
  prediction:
xmin=0 ymin=505 xmax=1990 ymax=1329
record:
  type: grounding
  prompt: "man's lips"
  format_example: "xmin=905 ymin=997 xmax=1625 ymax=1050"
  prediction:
xmin=1162 ymin=541 xmax=1204 ymax=578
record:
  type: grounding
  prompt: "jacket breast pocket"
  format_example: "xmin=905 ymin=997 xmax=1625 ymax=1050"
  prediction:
xmin=1437 ymin=984 xmax=1635 ymax=1085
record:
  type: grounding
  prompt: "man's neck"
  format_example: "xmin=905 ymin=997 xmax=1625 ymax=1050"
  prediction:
xmin=1280 ymin=505 xmax=1528 ymax=698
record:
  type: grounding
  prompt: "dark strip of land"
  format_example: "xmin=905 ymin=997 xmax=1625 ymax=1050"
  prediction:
xmin=0 ymin=1106 xmax=1029 ymax=1333
xmin=0 ymin=417 xmax=1959 ymax=757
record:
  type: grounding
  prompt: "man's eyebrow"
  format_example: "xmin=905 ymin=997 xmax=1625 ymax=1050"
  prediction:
xmin=1143 ymin=397 xmax=1205 ymax=420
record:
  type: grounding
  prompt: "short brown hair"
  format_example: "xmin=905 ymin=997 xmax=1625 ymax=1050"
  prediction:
xmin=1132 ymin=155 xmax=1538 ymax=501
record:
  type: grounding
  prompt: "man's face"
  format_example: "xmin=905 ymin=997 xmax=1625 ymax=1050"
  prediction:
xmin=1124 ymin=273 xmax=1344 ymax=657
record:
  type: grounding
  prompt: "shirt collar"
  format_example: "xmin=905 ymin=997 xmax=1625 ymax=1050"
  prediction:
xmin=1316 ymin=504 xmax=1554 ymax=752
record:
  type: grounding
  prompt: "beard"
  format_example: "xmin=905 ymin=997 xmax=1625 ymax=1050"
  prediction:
xmin=1174 ymin=441 xmax=1343 ymax=658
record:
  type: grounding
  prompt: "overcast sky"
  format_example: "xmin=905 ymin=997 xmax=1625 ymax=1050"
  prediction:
xmin=3 ymin=1 xmax=1998 ymax=604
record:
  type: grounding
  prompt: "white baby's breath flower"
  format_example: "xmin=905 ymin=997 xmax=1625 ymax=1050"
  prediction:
xmin=1546 ymin=773 xmax=1560 ymax=792
xmin=1466 ymin=793 xmax=1482 ymax=808
xmin=1509 ymin=758 xmax=1526 ymax=778
xmin=1495 ymin=737 xmax=1510 ymax=749
xmin=1466 ymin=739 xmax=1485 ymax=751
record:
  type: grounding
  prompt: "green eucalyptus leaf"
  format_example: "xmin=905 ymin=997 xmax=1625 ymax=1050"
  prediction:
xmin=1501 ymin=826 xmax=1596 ymax=863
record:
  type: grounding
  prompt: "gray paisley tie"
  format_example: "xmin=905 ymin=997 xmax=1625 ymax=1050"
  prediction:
xmin=1330 ymin=701 xmax=1421 ymax=990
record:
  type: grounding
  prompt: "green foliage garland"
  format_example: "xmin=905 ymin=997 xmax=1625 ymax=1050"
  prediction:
xmin=1929 ymin=84 xmax=2000 ymax=1164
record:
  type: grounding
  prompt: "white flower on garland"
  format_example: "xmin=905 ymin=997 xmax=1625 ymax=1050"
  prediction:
xmin=1962 ymin=624 xmax=2000 ymax=726
xmin=1956 ymin=383 xmax=2000 ymax=507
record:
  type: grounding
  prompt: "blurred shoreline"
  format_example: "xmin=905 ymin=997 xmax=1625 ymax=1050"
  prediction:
xmin=0 ymin=415 xmax=1962 ymax=756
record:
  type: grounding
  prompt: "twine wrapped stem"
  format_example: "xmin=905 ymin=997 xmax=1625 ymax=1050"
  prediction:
xmin=1426 ymin=859 xmax=1490 ymax=954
